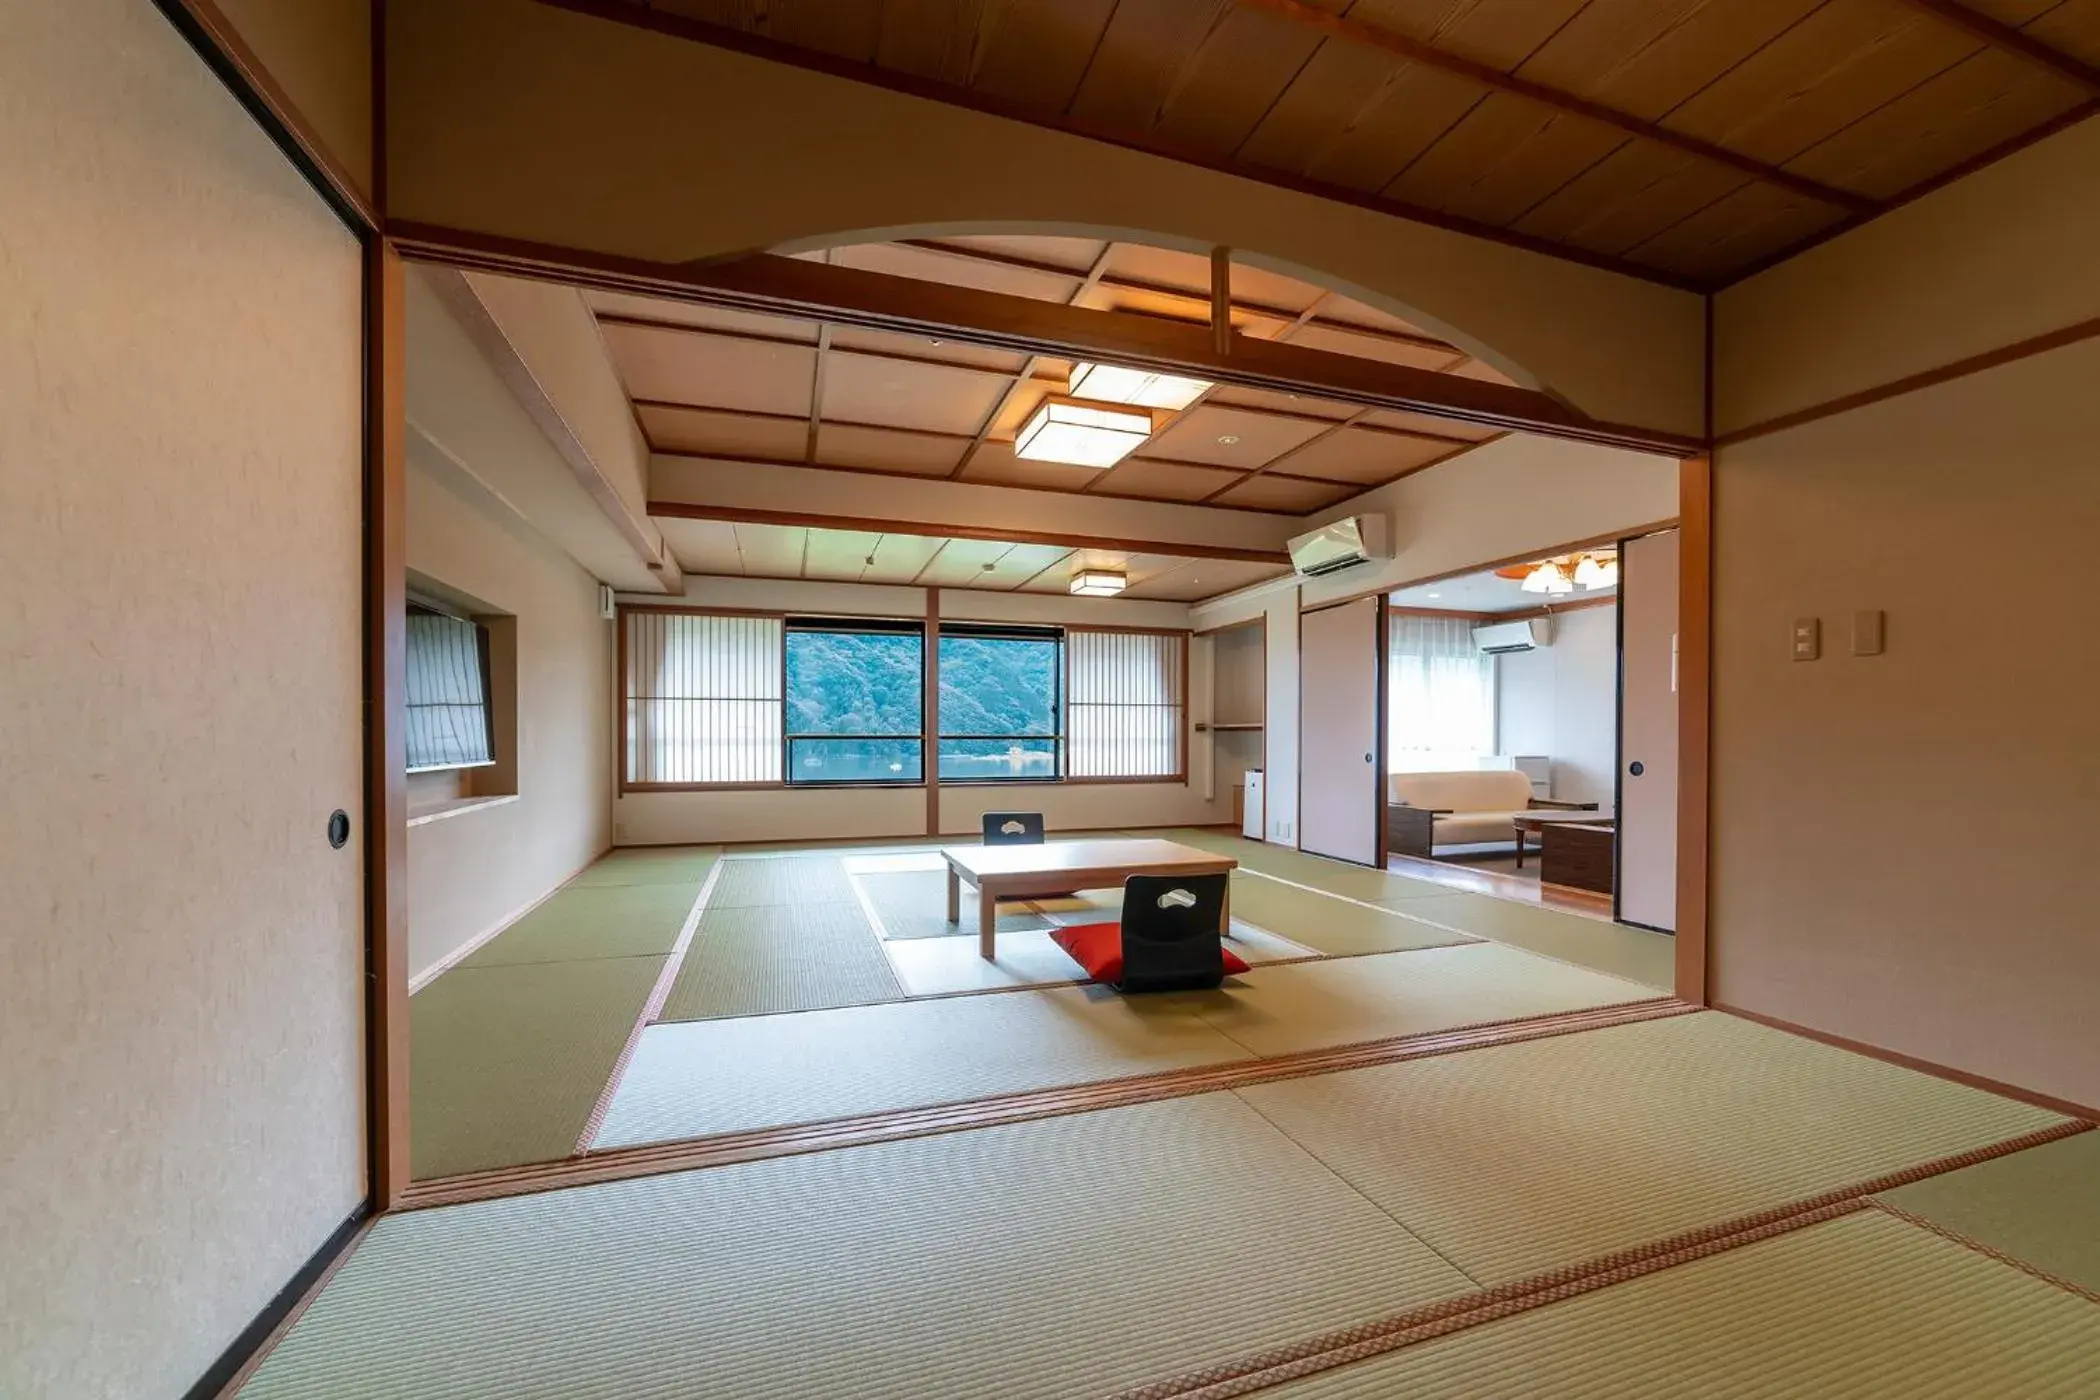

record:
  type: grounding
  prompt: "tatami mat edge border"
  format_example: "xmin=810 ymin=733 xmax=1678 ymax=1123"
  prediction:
xmin=1106 ymin=1119 xmax=2097 ymax=1400
xmin=1868 ymin=1199 xmax=2100 ymax=1306
xmin=398 ymin=998 xmax=1691 ymax=1210
xmin=572 ymin=860 xmax=723 ymax=1152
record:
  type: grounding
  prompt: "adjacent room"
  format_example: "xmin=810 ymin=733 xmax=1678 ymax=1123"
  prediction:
xmin=13 ymin=4 xmax=2100 ymax=1400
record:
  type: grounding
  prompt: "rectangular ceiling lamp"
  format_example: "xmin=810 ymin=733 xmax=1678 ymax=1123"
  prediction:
xmin=1070 ymin=568 xmax=1127 ymax=598
xmin=1014 ymin=397 xmax=1151 ymax=469
xmin=1068 ymin=362 xmax=1212 ymax=411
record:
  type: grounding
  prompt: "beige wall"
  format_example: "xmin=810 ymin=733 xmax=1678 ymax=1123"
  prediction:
xmin=405 ymin=451 xmax=616 ymax=982
xmin=1715 ymin=115 xmax=2100 ymax=435
xmin=611 ymin=579 xmax=1222 ymax=845
xmin=1 ymin=3 xmax=366 ymax=1394
xmin=383 ymin=0 xmax=1704 ymax=436
xmin=214 ymin=0 xmax=373 ymax=199
xmin=1711 ymin=337 xmax=2100 ymax=1108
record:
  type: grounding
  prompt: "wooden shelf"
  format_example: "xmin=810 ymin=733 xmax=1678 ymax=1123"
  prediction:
xmin=1199 ymin=721 xmax=1265 ymax=732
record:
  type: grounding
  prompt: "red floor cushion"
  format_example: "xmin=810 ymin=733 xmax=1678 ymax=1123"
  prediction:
xmin=1051 ymin=921 xmax=1249 ymax=985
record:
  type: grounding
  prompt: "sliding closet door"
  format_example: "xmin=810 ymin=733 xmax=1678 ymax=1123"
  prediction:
xmin=1618 ymin=529 xmax=1680 ymax=930
xmin=1298 ymin=596 xmax=1384 ymax=866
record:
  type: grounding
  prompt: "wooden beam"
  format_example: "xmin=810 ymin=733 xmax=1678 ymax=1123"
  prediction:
xmin=1211 ymin=246 xmax=1234 ymax=355
xmin=1237 ymin=0 xmax=1877 ymax=215
xmin=925 ymin=586 xmax=940 ymax=835
xmin=391 ymin=222 xmax=1702 ymax=453
xmin=1675 ymin=456 xmax=1711 ymax=1006
xmin=1892 ymin=0 xmax=2100 ymax=95
xmin=950 ymin=239 xmax=1119 ymax=479
xmin=648 ymin=501 xmax=1294 ymax=564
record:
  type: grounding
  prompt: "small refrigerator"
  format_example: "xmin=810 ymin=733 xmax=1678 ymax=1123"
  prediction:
xmin=1242 ymin=769 xmax=1265 ymax=841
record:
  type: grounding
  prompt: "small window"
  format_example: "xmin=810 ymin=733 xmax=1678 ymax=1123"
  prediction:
xmin=405 ymin=604 xmax=494 ymax=773
xmin=937 ymin=624 xmax=1063 ymax=782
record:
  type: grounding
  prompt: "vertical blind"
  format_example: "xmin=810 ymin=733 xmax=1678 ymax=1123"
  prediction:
xmin=1067 ymin=630 xmax=1186 ymax=778
xmin=404 ymin=607 xmax=493 ymax=771
xmin=625 ymin=611 xmax=784 ymax=784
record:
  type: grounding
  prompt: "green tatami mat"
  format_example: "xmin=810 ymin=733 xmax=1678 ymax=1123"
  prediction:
xmin=1879 ymin=1128 xmax=2100 ymax=1294
xmin=854 ymin=867 xmax=1049 ymax=939
xmin=595 ymin=982 xmax=1253 ymax=1147
xmin=1229 ymin=874 xmax=1478 ymax=957
xmin=1157 ymin=828 xmax=1453 ymax=902
xmin=243 ymin=1097 xmax=1475 ymax=1400
xmin=458 ymin=881 xmax=701 ymax=969
xmin=1255 ymin=1209 xmax=2100 ymax=1399
xmin=1380 ymin=890 xmax=1674 ymax=989
xmin=410 ymin=956 xmax=663 ymax=1178
xmin=567 ymin=846 xmax=720 ymax=887
xmin=1233 ymin=1011 xmax=2069 ymax=1286
xmin=655 ymin=901 xmax=904 ymax=1022
xmin=707 ymin=854 xmax=856 ymax=907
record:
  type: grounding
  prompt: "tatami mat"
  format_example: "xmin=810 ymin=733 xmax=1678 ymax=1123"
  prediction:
xmin=1190 ymin=942 xmax=1657 ymax=1058
xmin=1233 ymin=1011 xmax=2069 ymax=1285
xmin=410 ymin=956 xmax=665 ymax=1179
xmin=1250 ymin=1209 xmax=2100 ymax=1399
xmin=1160 ymin=829 xmax=1451 ymax=902
xmin=706 ymin=854 xmax=857 ymax=907
xmin=242 ymin=1097 xmax=1475 ymax=1400
xmin=1376 ymin=890 xmax=1675 ymax=990
xmin=1878 ymin=1128 xmax=2100 ymax=1294
xmin=881 ymin=921 xmax=1315 ymax=997
xmin=457 ymin=882 xmax=701 ymax=969
xmin=656 ymin=901 xmax=903 ymax=1022
xmin=593 ymin=983 xmax=1255 ymax=1147
xmin=1227 ymin=875 xmax=1480 ymax=957
xmin=566 ymin=846 xmax=721 ymax=887
xmin=854 ymin=867 xmax=1051 ymax=940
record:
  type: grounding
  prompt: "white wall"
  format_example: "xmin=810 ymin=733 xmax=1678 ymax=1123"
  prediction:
xmin=404 ymin=449 xmax=615 ymax=982
xmin=612 ymin=578 xmax=1226 ymax=845
xmin=1495 ymin=604 xmax=1619 ymax=806
xmin=3 ymin=5 xmax=366 ymax=1393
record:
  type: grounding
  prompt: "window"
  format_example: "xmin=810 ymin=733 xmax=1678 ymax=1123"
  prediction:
xmin=1068 ymin=629 xmax=1186 ymax=779
xmin=937 ymin=625 xmax=1062 ymax=781
xmin=405 ymin=605 xmax=494 ymax=772
xmin=624 ymin=611 xmax=783 ymax=785
xmin=784 ymin=619 xmax=924 ymax=784
xmin=1388 ymin=613 xmax=1495 ymax=772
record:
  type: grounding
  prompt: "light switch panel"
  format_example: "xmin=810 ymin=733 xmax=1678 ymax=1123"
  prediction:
xmin=1792 ymin=617 xmax=1820 ymax=661
xmin=1852 ymin=609 xmax=1885 ymax=656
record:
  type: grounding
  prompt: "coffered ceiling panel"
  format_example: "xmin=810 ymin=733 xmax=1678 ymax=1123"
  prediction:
xmin=730 ymin=523 xmax=810 ymax=577
xmin=827 ymin=325 xmax=1030 ymax=374
xmin=1208 ymin=472 xmax=1355 ymax=513
xmin=1091 ymin=458 xmax=1247 ymax=502
xmin=586 ymin=288 xmax=819 ymax=343
xmin=1144 ymin=404 xmax=1331 ymax=469
xmin=588 ymin=0 xmax=2100 ymax=287
xmin=639 ymin=404 xmax=807 ymax=462
xmin=953 ymin=440 xmax=1106 ymax=490
xmin=1270 ymin=425 xmax=1464 ymax=485
xmin=819 ymin=352 xmax=1008 ymax=434
xmin=812 ymin=422 xmax=966 ymax=476
xmin=601 ymin=322 xmax=816 ymax=416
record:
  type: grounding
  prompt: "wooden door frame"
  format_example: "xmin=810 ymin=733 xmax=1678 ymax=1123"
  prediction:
xmin=1675 ymin=455 xmax=1712 ymax=1006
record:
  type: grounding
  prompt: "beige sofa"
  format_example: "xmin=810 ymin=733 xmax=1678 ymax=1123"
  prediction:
xmin=1386 ymin=770 xmax=1581 ymax=853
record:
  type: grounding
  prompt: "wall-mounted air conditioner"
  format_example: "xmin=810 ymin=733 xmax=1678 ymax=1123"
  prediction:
xmin=1473 ymin=617 xmax=1554 ymax=654
xmin=1287 ymin=515 xmax=1389 ymax=578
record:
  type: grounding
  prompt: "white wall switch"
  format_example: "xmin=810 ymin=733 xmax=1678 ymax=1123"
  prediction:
xmin=1791 ymin=617 xmax=1820 ymax=661
xmin=1852 ymin=610 xmax=1885 ymax=656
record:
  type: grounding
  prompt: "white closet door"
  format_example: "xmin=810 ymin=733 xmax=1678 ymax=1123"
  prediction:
xmin=1618 ymin=529 xmax=1680 ymax=930
xmin=1297 ymin=596 xmax=1383 ymax=867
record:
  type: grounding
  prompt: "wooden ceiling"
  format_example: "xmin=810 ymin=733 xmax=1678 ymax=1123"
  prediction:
xmin=605 ymin=235 xmax=1506 ymax=516
xmin=657 ymin=517 xmax=1291 ymax=599
xmin=579 ymin=0 xmax=2100 ymax=286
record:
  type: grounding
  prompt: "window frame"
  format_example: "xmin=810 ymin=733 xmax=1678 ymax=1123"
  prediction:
xmin=1063 ymin=624 xmax=1191 ymax=785
xmin=618 ymin=605 xmax=789 ymax=792
xmin=782 ymin=615 xmax=928 ymax=788
xmin=934 ymin=622 xmax=1068 ymax=785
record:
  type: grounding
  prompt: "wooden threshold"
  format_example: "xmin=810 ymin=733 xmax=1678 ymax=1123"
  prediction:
xmin=398 ymin=997 xmax=1693 ymax=1210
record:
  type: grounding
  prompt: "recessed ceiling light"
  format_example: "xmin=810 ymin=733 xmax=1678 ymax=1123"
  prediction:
xmin=1217 ymin=434 xmax=1241 ymax=445
xmin=1067 ymin=362 xmax=1212 ymax=410
xmin=1015 ymin=397 xmax=1151 ymax=468
xmin=1426 ymin=592 xmax=1441 ymax=599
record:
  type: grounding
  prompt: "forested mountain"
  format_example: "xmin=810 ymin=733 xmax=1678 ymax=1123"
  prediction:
xmin=783 ymin=632 xmax=1057 ymax=736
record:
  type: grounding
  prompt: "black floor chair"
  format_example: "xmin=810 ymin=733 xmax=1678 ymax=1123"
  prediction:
xmin=981 ymin=811 xmax=1046 ymax=844
xmin=1114 ymin=873 xmax=1231 ymax=993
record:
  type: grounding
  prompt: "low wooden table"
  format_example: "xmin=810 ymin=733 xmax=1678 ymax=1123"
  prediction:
xmin=1512 ymin=811 xmax=1615 ymax=869
xmin=941 ymin=838 xmax=1238 ymax=960
xmin=1540 ymin=821 xmax=1615 ymax=894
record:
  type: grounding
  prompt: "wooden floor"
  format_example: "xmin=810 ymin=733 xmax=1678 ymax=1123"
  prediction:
xmin=1387 ymin=850 xmax=1615 ymax=918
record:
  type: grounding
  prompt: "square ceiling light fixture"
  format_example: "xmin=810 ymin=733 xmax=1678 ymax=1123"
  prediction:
xmin=1014 ymin=397 xmax=1152 ymax=468
xmin=1069 ymin=568 xmax=1127 ymax=598
xmin=1068 ymin=362 xmax=1213 ymax=411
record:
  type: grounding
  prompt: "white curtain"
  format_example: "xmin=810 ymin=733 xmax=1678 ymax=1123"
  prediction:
xmin=1388 ymin=614 xmax=1495 ymax=772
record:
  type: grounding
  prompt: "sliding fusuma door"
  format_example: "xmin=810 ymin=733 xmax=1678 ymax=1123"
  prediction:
xmin=1297 ymin=595 xmax=1385 ymax=867
xmin=1618 ymin=528 xmax=1680 ymax=930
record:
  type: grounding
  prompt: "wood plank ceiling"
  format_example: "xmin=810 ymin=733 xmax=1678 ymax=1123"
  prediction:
xmin=580 ymin=0 xmax=2100 ymax=286
xmin=657 ymin=517 xmax=1292 ymax=600
xmin=606 ymin=235 xmax=1508 ymax=524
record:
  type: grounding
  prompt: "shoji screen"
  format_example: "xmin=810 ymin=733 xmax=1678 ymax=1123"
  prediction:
xmin=1068 ymin=630 xmax=1187 ymax=779
xmin=624 ymin=611 xmax=784 ymax=784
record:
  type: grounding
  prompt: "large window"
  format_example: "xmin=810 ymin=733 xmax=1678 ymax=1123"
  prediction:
xmin=1388 ymin=613 xmax=1496 ymax=772
xmin=624 ymin=611 xmax=783 ymax=785
xmin=785 ymin=619 xmax=924 ymax=784
xmin=937 ymin=625 xmax=1062 ymax=782
xmin=405 ymin=604 xmax=494 ymax=773
xmin=1068 ymin=629 xmax=1186 ymax=779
